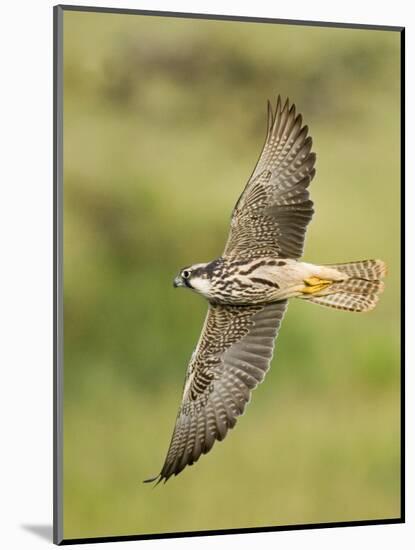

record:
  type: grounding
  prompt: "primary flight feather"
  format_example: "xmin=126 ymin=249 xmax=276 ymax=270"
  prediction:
xmin=145 ymin=96 xmax=386 ymax=484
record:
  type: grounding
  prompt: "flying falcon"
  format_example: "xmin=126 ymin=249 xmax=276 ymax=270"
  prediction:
xmin=145 ymin=96 xmax=386 ymax=484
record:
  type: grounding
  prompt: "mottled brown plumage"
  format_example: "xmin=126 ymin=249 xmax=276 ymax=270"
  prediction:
xmin=151 ymin=301 xmax=287 ymax=481
xmin=224 ymin=97 xmax=315 ymax=260
xmin=144 ymin=97 xmax=386 ymax=484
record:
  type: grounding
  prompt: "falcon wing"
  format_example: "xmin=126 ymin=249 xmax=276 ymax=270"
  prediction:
xmin=223 ymin=96 xmax=316 ymax=260
xmin=145 ymin=300 xmax=287 ymax=483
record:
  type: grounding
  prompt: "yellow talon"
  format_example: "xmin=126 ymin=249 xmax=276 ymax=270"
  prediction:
xmin=302 ymin=277 xmax=333 ymax=295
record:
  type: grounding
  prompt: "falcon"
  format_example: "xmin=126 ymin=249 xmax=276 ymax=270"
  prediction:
xmin=145 ymin=96 xmax=386 ymax=484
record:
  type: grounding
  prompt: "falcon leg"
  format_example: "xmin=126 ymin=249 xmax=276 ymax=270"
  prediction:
xmin=302 ymin=276 xmax=333 ymax=295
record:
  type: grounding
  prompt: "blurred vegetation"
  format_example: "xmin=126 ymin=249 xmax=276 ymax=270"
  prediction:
xmin=62 ymin=10 xmax=401 ymax=540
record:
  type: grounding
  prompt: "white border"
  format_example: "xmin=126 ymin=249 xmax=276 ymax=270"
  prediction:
xmin=0 ymin=1 xmax=412 ymax=549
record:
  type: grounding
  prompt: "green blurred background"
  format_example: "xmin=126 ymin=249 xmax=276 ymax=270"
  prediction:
xmin=62 ymin=10 xmax=401 ymax=540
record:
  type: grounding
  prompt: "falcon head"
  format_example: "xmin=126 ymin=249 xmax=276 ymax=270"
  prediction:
xmin=173 ymin=259 xmax=223 ymax=298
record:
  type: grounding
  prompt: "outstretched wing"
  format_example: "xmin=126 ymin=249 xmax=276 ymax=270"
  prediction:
xmin=223 ymin=96 xmax=316 ymax=260
xmin=145 ymin=300 xmax=287 ymax=483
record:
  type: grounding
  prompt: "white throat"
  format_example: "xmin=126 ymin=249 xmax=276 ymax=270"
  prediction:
xmin=190 ymin=276 xmax=212 ymax=298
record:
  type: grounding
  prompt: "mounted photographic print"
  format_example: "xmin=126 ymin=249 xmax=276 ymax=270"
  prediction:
xmin=54 ymin=5 xmax=404 ymax=545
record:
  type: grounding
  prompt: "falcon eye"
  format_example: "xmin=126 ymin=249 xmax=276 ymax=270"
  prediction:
xmin=182 ymin=270 xmax=191 ymax=279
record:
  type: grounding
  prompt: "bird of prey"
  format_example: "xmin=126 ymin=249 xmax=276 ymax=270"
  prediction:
xmin=145 ymin=96 xmax=386 ymax=484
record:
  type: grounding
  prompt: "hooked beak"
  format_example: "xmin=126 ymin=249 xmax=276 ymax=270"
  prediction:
xmin=173 ymin=276 xmax=185 ymax=288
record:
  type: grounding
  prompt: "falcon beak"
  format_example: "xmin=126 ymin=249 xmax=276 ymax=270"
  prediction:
xmin=173 ymin=276 xmax=185 ymax=288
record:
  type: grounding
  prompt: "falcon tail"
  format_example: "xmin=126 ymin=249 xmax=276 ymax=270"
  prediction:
xmin=301 ymin=259 xmax=387 ymax=312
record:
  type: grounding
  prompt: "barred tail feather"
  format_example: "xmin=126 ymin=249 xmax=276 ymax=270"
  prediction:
xmin=325 ymin=259 xmax=387 ymax=281
xmin=307 ymin=259 xmax=386 ymax=313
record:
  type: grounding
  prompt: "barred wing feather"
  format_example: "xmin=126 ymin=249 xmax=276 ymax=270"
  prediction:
xmin=224 ymin=96 xmax=316 ymax=260
xmin=145 ymin=300 xmax=287 ymax=483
